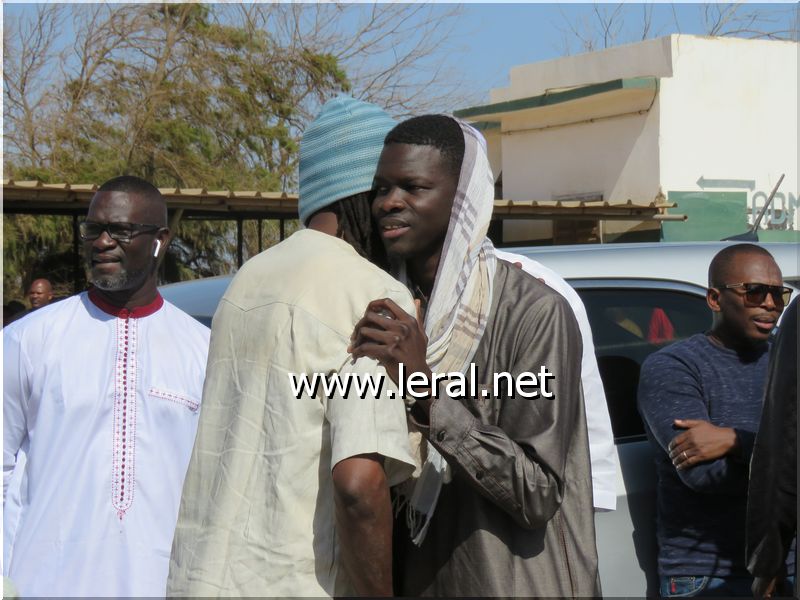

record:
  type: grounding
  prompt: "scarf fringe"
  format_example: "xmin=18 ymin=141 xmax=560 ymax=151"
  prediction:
xmin=394 ymin=481 xmax=438 ymax=547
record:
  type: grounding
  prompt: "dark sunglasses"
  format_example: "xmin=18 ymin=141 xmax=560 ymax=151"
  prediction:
xmin=721 ymin=282 xmax=793 ymax=307
xmin=79 ymin=221 xmax=162 ymax=243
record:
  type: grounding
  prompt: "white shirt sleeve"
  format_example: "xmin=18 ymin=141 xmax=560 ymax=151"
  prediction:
xmin=495 ymin=250 xmax=619 ymax=510
xmin=3 ymin=324 xmax=31 ymax=504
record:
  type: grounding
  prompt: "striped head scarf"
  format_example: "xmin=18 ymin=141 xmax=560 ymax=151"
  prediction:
xmin=393 ymin=118 xmax=498 ymax=544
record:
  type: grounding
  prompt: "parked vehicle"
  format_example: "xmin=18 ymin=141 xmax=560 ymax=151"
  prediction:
xmin=159 ymin=275 xmax=231 ymax=328
xmin=159 ymin=241 xmax=799 ymax=597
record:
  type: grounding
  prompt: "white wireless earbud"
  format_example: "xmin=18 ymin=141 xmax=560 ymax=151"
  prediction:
xmin=153 ymin=239 xmax=162 ymax=257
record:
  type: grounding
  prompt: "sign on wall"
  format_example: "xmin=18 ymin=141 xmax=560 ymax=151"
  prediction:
xmin=663 ymin=191 xmax=747 ymax=241
xmin=695 ymin=176 xmax=798 ymax=231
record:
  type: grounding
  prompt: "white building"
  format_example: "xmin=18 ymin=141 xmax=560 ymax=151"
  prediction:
xmin=455 ymin=34 xmax=798 ymax=244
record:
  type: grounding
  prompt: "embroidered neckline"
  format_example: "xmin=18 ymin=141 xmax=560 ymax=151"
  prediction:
xmin=88 ymin=289 xmax=163 ymax=318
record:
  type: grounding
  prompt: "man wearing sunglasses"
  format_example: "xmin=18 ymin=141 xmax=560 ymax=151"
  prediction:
xmin=3 ymin=176 xmax=210 ymax=597
xmin=638 ymin=243 xmax=793 ymax=597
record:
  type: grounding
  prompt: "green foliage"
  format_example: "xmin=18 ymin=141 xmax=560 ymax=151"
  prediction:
xmin=4 ymin=4 xmax=350 ymax=295
xmin=3 ymin=214 xmax=80 ymax=302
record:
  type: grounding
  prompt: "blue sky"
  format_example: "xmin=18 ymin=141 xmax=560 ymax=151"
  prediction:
xmin=4 ymin=2 xmax=797 ymax=111
xmin=450 ymin=3 xmax=797 ymax=105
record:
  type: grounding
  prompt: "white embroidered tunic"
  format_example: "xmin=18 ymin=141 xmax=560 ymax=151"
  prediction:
xmin=3 ymin=290 xmax=210 ymax=597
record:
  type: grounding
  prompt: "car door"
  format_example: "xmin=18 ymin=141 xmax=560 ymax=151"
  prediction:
xmin=569 ymin=278 xmax=711 ymax=597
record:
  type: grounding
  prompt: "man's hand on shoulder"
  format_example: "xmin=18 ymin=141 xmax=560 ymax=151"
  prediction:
xmin=668 ymin=419 xmax=739 ymax=470
xmin=508 ymin=260 xmax=546 ymax=284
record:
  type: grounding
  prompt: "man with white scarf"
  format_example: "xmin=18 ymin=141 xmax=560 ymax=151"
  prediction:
xmin=350 ymin=115 xmax=600 ymax=596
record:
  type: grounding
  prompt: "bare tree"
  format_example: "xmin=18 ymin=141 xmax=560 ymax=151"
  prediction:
xmin=228 ymin=3 xmax=472 ymax=117
xmin=4 ymin=3 xmax=470 ymax=182
xmin=3 ymin=3 xmax=472 ymax=293
xmin=556 ymin=3 xmax=632 ymax=55
xmin=702 ymin=3 xmax=797 ymax=40
xmin=556 ymin=3 xmax=796 ymax=56
xmin=640 ymin=4 xmax=655 ymax=41
xmin=3 ymin=4 xmax=65 ymax=168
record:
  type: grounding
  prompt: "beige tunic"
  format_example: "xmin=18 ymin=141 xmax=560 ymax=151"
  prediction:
xmin=168 ymin=229 xmax=416 ymax=597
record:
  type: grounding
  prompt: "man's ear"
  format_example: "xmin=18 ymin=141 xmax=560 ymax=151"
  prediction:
xmin=154 ymin=228 xmax=170 ymax=258
xmin=707 ymin=288 xmax=722 ymax=312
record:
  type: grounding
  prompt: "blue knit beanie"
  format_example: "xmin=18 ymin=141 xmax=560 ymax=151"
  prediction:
xmin=299 ymin=95 xmax=396 ymax=225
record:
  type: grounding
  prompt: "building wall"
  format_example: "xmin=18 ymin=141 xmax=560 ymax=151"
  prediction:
xmin=500 ymin=106 xmax=662 ymax=243
xmin=491 ymin=36 xmax=674 ymax=103
xmin=493 ymin=37 xmax=670 ymax=243
xmin=658 ymin=35 xmax=798 ymax=237
xmin=478 ymin=34 xmax=798 ymax=243
xmin=482 ymin=127 xmax=503 ymax=181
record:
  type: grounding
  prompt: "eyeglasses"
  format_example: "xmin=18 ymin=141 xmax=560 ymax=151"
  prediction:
xmin=722 ymin=282 xmax=793 ymax=307
xmin=79 ymin=221 xmax=162 ymax=243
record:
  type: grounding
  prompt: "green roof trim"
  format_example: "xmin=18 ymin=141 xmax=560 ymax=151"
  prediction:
xmin=454 ymin=77 xmax=658 ymax=120
xmin=469 ymin=121 xmax=501 ymax=131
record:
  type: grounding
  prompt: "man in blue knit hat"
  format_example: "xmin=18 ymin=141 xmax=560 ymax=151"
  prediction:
xmin=167 ymin=96 xmax=416 ymax=597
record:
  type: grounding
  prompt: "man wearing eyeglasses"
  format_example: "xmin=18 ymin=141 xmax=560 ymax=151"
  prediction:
xmin=3 ymin=176 xmax=210 ymax=597
xmin=638 ymin=243 xmax=794 ymax=597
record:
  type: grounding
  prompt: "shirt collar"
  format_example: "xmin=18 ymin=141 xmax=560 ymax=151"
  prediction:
xmin=88 ymin=288 xmax=164 ymax=318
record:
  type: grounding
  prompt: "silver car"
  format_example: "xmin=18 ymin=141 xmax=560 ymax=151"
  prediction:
xmin=160 ymin=241 xmax=799 ymax=597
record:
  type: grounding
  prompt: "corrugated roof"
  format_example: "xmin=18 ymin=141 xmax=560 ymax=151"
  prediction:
xmin=2 ymin=179 xmax=299 ymax=216
xmin=493 ymin=198 xmax=684 ymax=221
xmin=2 ymin=179 xmax=683 ymax=221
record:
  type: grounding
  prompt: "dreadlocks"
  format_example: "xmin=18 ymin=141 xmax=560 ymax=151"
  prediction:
xmin=327 ymin=191 xmax=388 ymax=270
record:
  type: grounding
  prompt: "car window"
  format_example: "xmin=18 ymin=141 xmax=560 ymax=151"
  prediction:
xmin=576 ymin=288 xmax=711 ymax=440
